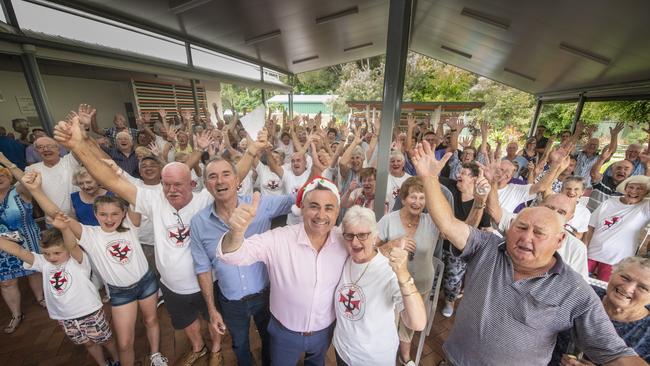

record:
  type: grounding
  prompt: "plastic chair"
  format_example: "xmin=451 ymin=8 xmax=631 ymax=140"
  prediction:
xmin=414 ymin=256 xmax=445 ymax=365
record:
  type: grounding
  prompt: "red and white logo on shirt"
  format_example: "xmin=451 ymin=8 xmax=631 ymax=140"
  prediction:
xmin=266 ymin=180 xmax=280 ymax=191
xmin=166 ymin=224 xmax=190 ymax=247
xmin=105 ymin=239 xmax=133 ymax=264
xmin=337 ymin=284 xmax=366 ymax=321
xmin=602 ymin=215 xmax=623 ymax=229
xmin=48 ymin=268 xmax=71 ymax=296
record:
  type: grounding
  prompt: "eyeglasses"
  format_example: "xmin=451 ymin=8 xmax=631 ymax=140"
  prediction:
xmin=342 ymin=232 xmax=371 ymax=241
xmin=36 ymin=144 xmax=58 ymax=150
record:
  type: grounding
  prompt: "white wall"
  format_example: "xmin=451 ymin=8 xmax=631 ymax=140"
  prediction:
xmin=0 ymin=70 xmax=133 ymax=132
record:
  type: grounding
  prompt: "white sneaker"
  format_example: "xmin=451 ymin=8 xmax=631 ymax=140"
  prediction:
xmin=150 ymin=352 xmax=168 ymax=366
xmin=442 ymin=301 xmax=454 ymax=318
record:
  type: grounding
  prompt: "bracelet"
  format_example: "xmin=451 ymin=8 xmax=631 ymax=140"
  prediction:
xmin=401 ymin=288 xmax=419 ymax=297
xmin=473 ymin=202 xmax=486 ymax=209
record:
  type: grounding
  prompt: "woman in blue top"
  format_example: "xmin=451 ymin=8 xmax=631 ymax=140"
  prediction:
xmin=70 ymin=167 xmax=111 ymax=225
xmin=0 ymin=153 xmax=44 ymax=334
xmin=552 ymin=256 xmax=650 ymax=365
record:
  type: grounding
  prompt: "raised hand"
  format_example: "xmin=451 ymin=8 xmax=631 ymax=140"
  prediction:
xmin=0 ymin=152 xmax=12 ymax=166
xmin=77 ymin=104 xmax=96 ymax=130
xmin=228 ymin=192 xmax=260 ymax=234
xmin=20 ymin=171 xmax=42 ymax=191
xmin=474 ymin=168 xmax=491 ymax=198
xmin=459 ymin=136 xmax=473 ymax=148
xmin=53 ymin=115 xmax=85 ymax=149
xmin=477 ymin=160 xmax=500 ymax=184
xmin=147 ymin=142 xmax=161 ymax=156
xmin=599 ymin=145 xmax=613 ymax=161
xmin=411 ymin=141 xmax=452 ymax=179
xmin=194 ymin=130 xmax=214 ymax=151
xmin=406 ymin=114 xmax=417 ymax=129
xmin=610 ymin=122 xmax=625 ymax=136
xmin=249 ymin=129 xmax=270 ymax=155
xmin=388 ymin=240 xmax=410 ymax=279
xmin=50 ymin=211 xmax=71 ymax=230
xmin=158 ymin=108 xmax=167 ymax=122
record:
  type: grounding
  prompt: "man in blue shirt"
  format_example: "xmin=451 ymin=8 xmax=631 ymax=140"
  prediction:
xmin=190 ymin=156 xmax=293 ymax=366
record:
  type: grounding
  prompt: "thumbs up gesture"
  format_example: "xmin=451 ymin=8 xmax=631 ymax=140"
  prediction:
xmin=388 ymin=238 xmax=409 ymax=276
xmin=228 ymin=192 xmax=260 ymax=234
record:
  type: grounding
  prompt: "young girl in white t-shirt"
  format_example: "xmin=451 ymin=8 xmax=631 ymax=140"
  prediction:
xmin=22 ymin=171 xmax=167 ymax=366
xmin=0 ymin=226 xmax=120 ymax=366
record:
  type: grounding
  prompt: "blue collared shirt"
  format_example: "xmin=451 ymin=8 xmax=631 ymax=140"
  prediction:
xmin=190 ymin=194 xmax=294 ymax=300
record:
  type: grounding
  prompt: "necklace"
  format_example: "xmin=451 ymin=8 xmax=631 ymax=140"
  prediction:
xmin=401 ymin=211 xmax=419 ymax=228
xmin=348 ymin=257 xmax=372 ymax=286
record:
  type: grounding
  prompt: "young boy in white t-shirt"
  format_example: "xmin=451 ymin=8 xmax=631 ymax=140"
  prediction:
xmin=0 ymin=227 xmax=120 ymax=366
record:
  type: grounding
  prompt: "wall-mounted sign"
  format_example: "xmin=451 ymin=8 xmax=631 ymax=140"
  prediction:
xmin=16 ymin=96 xmax=37 ymax=117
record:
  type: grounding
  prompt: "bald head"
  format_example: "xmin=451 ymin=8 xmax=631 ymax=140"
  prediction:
xmin=541 ymin=193 xmax=575 ymax=221
xmin=161 ymin=162 xmax=193 ymax=210
xmin=517 ymin=206 xmax=566 ymax=233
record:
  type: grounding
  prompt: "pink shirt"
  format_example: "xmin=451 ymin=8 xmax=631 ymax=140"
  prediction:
xmin=218 ymin=223 xmax=348 ymax=332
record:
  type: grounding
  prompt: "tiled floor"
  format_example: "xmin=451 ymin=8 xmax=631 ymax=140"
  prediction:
xmin=0 ymin=279 xmax=455 ymax=365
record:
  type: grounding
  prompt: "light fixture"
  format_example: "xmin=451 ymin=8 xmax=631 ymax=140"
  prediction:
xmin=441 ymin=45 xmax=472 ymax=59
xmin=245 ymin=29 xmax=282 ymax=45
xmin=343 ymin=42 xmax=374 ymax=52
xmin=503 ymin=67 xmax=536 ymax=82
xmin=559 ymin=42 xmax=611 ymax=65
xmin=460 ymin=7 xmax=510 ymax=30
xmin=316 ymin=6 xmax=359 ymax=24
xmin=292 ymin=55 xmax=319 ymax=64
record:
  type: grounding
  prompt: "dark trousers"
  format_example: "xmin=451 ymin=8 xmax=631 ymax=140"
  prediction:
xmin=216 ymin=286 xmax=271 ymax=366
xmin=267 ymin=316 xmax=334 ymax=366
xmin=334 ymin=350 xmax=349 ymax=366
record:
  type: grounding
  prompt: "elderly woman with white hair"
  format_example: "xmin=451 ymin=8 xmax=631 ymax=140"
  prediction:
xmin=333 ymin=206 xmax=426 ymax=366
xmin=552 ymin=256 xmax=650 ymax=365
xmin=583 ymin=175 xmax=650 ymax=281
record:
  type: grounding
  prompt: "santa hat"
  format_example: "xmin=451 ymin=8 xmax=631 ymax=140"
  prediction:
xmin=291 ymin=176 xmax=340 ymax=216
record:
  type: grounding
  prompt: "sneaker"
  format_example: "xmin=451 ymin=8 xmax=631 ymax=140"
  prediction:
xmin=398 ymin=355 xmax=416 ymax=366
xmin=149 ymin=352 xmax=168 ymax=366
xmin=178 ymin=346 xmax=207 ymax=366
xmin=442 ymin=301 xmax=455 ymax=318
xmin=208 ymin=351 xmax=223 ymax=366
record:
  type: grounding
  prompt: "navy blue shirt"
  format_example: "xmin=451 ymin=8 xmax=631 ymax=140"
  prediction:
xmin=190 ymin=194 xmax=294 ymax=300
xmin=0 ymin=137 xmax=26 ymax=170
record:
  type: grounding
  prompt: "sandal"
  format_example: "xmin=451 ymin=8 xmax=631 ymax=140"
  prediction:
xmin=38 ymin=299 xmax=47 ymax=308
xmin=4 ymin=314 xmax=24 ymax=334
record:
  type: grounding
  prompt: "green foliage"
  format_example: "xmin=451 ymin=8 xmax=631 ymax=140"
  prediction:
xmin=537 ymin=103 xmax=577 ymax=135
xmin=468 ymin=77 xmax=535 ymax=141
xmin=220 ymin=84 xmax=264 ymax=112
xmin=404 ymin=54 xmax=477 ymax=101
xmin=294 ymin=68 xmax=341 ymax=95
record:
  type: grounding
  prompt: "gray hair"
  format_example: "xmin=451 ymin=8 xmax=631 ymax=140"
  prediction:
xmin=204 ymin=156 xmax=238 ymax=182
xmin=351 ymin=146 xmax=365 ymax=158
xmin=342 ymin=206 xmax=378 ymax=235
xmin=115 ymin=131 xmax=132 ymax=141
xmin=72 ymin=167 xmax=93 ymax=186
xmin=613 ymin=256 xmax=650 ymax=274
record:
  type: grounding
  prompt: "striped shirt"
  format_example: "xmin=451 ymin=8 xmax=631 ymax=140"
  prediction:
xmin=443 ymin=228 xmax=636 ymax=366
xmin=587 ymin=175 xmax=622 ymax=212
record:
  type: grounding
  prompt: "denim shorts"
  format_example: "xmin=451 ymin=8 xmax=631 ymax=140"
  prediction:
xmin=107 ymin=270 xmax=159 ymax=307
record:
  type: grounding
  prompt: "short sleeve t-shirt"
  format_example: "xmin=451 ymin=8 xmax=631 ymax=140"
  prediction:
xmin=386 ymin=173 xmax=411 ymax=211
xmin=25 ymin=154 xmax=80 ymax=215
xmin=567 ymin=203 xmax=591 ymax=234
xmin=377 ymin=210 xmax=440 ymax=292
xmin=588 ymin=197 xmax=650 ymax=265
xmin=237 ymin=170 xmax=254 ymax=197
xmin=256 ymin=162 xmax=283 ymax=196
xmin=79 ymin=219 xmax=149 ymax=287
xmin=24 ymin=253 xmax=101 ymax=320
xmin=283 ymin=167 xmax=311 ymax=225
xmin=498 ymin=183 xmax=535 ymax=213
xmin=135 ymin=187 xmax=213 ymax=294
xmin=332 ymin=254 xmax=403 ymax=366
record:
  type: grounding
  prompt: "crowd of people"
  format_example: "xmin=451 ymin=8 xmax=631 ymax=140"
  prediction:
xmin=0 ymin=102 xmax=648 ymax=366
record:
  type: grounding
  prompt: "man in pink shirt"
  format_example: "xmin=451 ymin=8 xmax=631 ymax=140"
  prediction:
xmin=218 ymin=177 xmax=347 ymax=365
